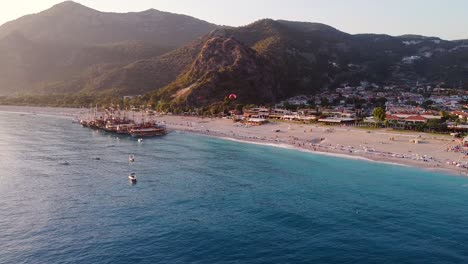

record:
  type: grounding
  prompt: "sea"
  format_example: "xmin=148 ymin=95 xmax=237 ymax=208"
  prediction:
xmin=1 ymin=111 xmax=468 ymax=264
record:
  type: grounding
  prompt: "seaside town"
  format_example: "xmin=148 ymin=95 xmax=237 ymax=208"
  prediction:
xmin=246 ymin=82 xmax=468 ymax=129
xmin=118 ymin=81 xmax=468 ymax=133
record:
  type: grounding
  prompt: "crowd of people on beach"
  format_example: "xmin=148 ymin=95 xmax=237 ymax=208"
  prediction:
xmin=163 ymin=118 xmax=468 ymax=174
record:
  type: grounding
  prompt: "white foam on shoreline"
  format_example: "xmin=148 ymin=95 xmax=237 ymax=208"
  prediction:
xmin=226 ymin=136 xmax=413 ymax=167
xmin=218 ymin=134 xmax=467 ymax=175
xmin=182 ymin=129 xmax=414 ymax=168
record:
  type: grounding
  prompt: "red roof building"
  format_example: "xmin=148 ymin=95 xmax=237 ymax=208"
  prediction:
xmin=405 ymin=115 xmax=427 ymax=123
xmin=385 ymin=114 xmax=400 ymax=121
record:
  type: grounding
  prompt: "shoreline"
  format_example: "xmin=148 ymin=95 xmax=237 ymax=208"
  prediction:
xmin=1 ymin=105 xmax=467 ymax=176
xmin=171 ymin=126 xmax=461 ymax=176
xmin=158 ymin=116 xmax=468 ymax=176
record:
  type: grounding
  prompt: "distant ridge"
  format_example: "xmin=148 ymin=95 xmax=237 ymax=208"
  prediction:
xmin=0 ymin=1 xmax=467 ymax=104
xmin=0 ymin=1 xmax=217 ymax=95
xmin=152 ymin=18 xmax=468 ymax=106
xmin=0 ymin=1 xmax=216 ymax=45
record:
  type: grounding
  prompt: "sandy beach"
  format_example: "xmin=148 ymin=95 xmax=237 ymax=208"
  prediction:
xmin=2 ymin=105 xmax=468 ymax=175
xmin=157 ymin=115 xmax=468 ymax=175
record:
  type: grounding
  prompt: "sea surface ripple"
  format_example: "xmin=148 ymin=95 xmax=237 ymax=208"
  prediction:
xmin=1 ymin=112 xmax=468 ymax=263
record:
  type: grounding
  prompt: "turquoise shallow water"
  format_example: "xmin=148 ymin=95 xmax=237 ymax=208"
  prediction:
xmin=1 ymin=112 xmax=468 ymax=263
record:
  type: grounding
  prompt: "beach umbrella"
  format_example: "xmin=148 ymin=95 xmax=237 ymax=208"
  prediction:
xmin=228 ymin=94 xmax=237 ymax=100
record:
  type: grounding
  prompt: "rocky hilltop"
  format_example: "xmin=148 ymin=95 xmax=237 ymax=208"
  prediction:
xmin=157 ymin=37 xmax=279 ymax=105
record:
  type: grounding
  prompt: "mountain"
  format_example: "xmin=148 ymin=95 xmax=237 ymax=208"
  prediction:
xmin=152 ymin=19 xmax=468 ymax=106
xmin=0 ymin=1 xmax=216 ymax=46
xmin=1 ymin=2 xmax=468 ymax=106
xmin=157 ymin=37 xmax=280 ymax=105
xmin=148 ymin=19 xmax=349 ymax=106
xmin=77 ymin=41 xmax=204 ymax=95
xmin=0 ymin=1 xmax=216 ymax=95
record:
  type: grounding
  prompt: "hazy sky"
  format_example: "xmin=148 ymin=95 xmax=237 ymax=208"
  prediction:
xmin=0 ymin=0 xmax=467 ymax=40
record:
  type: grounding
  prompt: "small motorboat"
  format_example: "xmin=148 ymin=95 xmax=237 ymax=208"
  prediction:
xmin=128 ymin=173 xmax=137 ymax=182
xmin=138 ymin=138 xmax=143 ymax=143
xmin=129 ymin=155 xmax=135 ymax=163
xmin=60 ymin=161 xmax=70 ymax=166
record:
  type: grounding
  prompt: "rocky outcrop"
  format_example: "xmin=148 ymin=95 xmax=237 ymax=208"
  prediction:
xmin=159 ymin=37 xmax=280 ymax=105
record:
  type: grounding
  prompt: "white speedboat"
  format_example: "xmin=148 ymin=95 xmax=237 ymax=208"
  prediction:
xmin=128 ymin=173 xmax=137 ymax=182
xmin=129 ymin=154 xmax=135 ymax=162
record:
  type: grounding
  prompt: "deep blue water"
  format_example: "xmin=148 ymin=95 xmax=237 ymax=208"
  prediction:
xmin=1 ymin=112 xmax=468 ymax=264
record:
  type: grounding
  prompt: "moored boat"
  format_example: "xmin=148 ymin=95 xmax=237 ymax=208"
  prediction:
xmin=129 ymin=125 xmax=167 ymax=137
xmin=116 ymin=123 xmax=136 ymax=134
xmin=78 ymin=107 xmax=166 ymax=138
xmin=104 ymin=123 xmax=119 ymax=133
xmin=80 ymin=120 xmax=89 ymax=127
